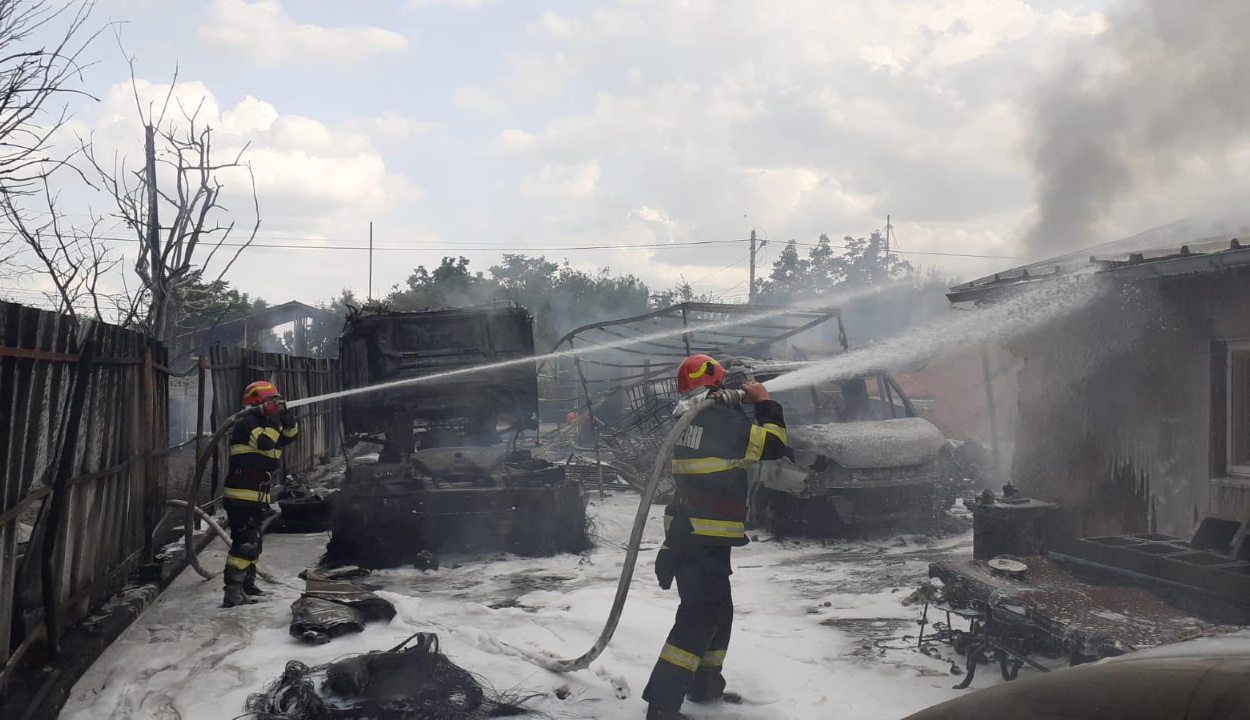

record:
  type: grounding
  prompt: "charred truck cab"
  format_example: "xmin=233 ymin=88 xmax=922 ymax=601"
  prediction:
xmin=331 ymin=303 xmax=589 ymax=566
xmin=722 ymin=360 xmax=946 ymax=535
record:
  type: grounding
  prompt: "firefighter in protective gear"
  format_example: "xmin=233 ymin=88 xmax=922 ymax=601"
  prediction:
xmin=222 ymin=380 xmax=298 ymax=608
xmin=642 ymin=355 xmax=825 ymax=719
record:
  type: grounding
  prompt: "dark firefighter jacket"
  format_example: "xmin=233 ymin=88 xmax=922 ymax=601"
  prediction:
xmin=666 ymin=399 xmax=790 ymax=547
xmin=226 ymin=411 xmax=298 ymax=505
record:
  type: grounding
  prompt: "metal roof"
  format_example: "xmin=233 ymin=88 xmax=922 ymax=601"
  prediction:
xmin=544 ymin=301 xmax=845 ymax=387
xmin=948 ymin=219 xmax=1250 ymax=302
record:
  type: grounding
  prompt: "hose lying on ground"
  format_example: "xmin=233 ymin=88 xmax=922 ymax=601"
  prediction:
xmin=522 ymin=398 xmax=717 ymax=673
xmin=166 ymin=499 xmax=296 ymax=589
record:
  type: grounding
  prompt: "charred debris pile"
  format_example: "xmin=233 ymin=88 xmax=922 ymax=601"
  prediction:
xmin=245 ymin=633 xmax=539 ymax=720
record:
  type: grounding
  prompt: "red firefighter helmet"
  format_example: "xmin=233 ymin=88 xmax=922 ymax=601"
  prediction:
xmin=677 ymin=354 xmax=724 ymax=394
xmin=242 ymin=381 xmax=281 ymax=412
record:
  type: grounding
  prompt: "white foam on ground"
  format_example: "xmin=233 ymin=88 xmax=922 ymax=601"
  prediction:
xmin=63 ymin=494 xmax=986 ymax=719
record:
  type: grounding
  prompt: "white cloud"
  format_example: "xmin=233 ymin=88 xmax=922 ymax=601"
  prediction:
xmin=346 ymin=111 xmax=444 ymax=142
xmin=195 ymin=0 xmax=408 ymax=67
xmin=453 ymin=86 xmax=510 ymax=115
xmin=408 ymin=0 xmax=495 ymax=8
xmin=460 ymin=0 xmax=1113 ymax=288
xmin=518 ymin=162 xmax=602 ymax=199
xmin=454 ymin=52 xmax=585 ymax=115
xmin=79 ymin=78 xmax=423 ymax=224
xmin=490 ymin=128 xmax=536 ymax=154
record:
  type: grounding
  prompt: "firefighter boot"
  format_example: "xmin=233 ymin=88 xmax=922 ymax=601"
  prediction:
xmin=222 ymin=585 xmax=259 ymax=608
xmin=645 ymin=705 xmax=690 ymax=720
xmin=689 ymin=691 xmax=743 ymax=705
xmin=242 ymin=566 xmax=266 ymax=597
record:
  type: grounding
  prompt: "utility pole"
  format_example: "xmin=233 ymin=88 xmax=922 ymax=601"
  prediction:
xmin=885 ymin=214 xmax=891 ymax=256
xmin=748 ymin=229 xmax=765 ymax=304
xmin=368 ymin=221 xmax=374 ymax=302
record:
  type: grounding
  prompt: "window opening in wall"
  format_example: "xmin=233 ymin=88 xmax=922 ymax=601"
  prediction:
xmin=1230 ymin=341 xmax=1250 ymax=476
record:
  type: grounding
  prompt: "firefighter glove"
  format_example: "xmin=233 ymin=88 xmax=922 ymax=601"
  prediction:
xmin=809 ymin=454 xmax=830 ymax=473
xmin=655 ymin=546 xmax=676 ymax=590
xmin=280 ymin=407 xmax=296 ymax=428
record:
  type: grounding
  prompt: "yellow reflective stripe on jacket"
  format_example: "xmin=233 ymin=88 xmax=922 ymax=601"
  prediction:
xmin=223 ymin=487 xmax=269 ymax=503
xmin=250 ymin=426 xmax=281 ymax=445
xmin=744 ymin=425 xmax=767 ymax=462
xmin=689 ymin=517 xmax=745 ymax=539
xmin=744 ymin=423 xmax=788 ymax=462
xmin=671 ymin=457 xmax=745 ymax=474
xmin=226 ymin=554 xmax=255 ymax=570
xmin=761 ymin=422 xmax=787 ymax=445
xmin=280 ymin=425 xmax=299 ymax=439
xmin=701 ymin=649 xmax=727 ymax=667
xmin=230 ymin=444 xmax=281 ymax=459
xmin=659 ymin=643 xmax=701 ymax=672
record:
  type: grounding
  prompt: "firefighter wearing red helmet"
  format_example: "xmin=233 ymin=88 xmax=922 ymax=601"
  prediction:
xmin=222 ymin=380 xmax=298 ymax=607
xmin=643 ymin=354 xmax=826 ymax=719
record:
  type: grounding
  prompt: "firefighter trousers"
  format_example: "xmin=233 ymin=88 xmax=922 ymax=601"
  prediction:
xmin=223 ymin=502 xmax=265 ymax=590
xmin=642 ymin=543 xmax=733 ymax=709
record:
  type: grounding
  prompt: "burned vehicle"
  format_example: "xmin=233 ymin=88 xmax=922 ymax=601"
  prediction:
xmin=724 ymin=359 xmax=947 ymax=535
xmin=330 ymin=303 xmax=589 ymax=566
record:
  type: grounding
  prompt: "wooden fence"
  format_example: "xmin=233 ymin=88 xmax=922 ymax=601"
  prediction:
xmin=206 ymin=347 xmax=342 ymax=499
xmin=0 ymin=302 xmax=344 ymax=684
xmin=0 ymin=301 xmax=171 ymax=673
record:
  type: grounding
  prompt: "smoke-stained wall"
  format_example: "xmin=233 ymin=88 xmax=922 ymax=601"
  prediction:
xmin=1006 ymin=271 xmax=1250 ymax=537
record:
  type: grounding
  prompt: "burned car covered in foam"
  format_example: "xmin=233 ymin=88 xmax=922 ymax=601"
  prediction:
xmin=720 ymin=359 xmax=947 ymax=534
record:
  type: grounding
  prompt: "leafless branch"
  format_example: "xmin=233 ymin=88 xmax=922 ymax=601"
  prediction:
xmin=77 ymin=44 xmax=261 ymax=340
xmin=0 ymin=176 xmax=121 ymax=320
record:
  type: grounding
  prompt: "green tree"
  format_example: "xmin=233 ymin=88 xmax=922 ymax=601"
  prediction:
xmin=756 ymin=230 xmax=914 ymax=303
xmin=838 ymin=231 xmax=913 ymax=289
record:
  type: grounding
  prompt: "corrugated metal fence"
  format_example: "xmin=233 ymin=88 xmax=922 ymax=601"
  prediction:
xmin=0 ymin=301 xmax=172 ymax=672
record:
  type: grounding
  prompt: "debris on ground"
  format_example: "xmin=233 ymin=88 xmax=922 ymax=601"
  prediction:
xmin=289 ymin=572 xmax=396 ymax=645
xmin=244 ymin=632 xmax=539 ymax=719
xmin=921 ymin=555 xmax=1240 ymax=688
xmin=272 ymin=475 xmax=336 ymax=533
xmin=414 ymin=549 xmax=440 ymax=571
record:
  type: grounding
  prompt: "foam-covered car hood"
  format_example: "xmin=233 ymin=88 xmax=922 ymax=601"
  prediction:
xmin=787 ymin=418 xmax=944 ymax=469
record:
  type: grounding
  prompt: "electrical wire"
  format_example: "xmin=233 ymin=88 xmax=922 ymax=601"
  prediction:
xmin=83 ymin=236 xmax=750 ymax=253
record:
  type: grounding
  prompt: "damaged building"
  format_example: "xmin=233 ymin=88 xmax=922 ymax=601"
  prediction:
xmin=948 ymin=224 xmax=1250 ymax=538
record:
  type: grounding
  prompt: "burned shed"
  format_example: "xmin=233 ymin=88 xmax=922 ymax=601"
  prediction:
xmin=948 ymin=223 xmax=1250 ymax=538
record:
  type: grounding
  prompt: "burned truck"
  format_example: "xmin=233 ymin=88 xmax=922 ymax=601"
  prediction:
xmin=722 ymin=359 xmax=948 ymax=535
xmin=330 ymin=303 xmax=589 ymax=566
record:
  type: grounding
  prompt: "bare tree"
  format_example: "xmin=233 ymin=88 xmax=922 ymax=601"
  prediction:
xmin=82 ymin=54 xmax=260 ymax=341
xmin=0 ymin=0 xmax=99 ymax=277
xmin=0 ymin=177 xmax=138 ymax=320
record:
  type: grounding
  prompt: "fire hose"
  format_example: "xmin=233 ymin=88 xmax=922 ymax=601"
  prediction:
xmin=521 ymin=393 xmax=730 ymax=673
xmin=179 ymin=407 xmax=299 ymax=587
xmin=176 ymin=390 xmax=730 ymax=667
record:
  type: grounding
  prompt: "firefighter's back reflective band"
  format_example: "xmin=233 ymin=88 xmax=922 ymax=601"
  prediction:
xmin=223 ymin=487 xmax=270 ymax=502
xmin=671 ymin=457 xmax=745 ymax=474
xmin=689 ymin=517 xmax=744 ymax=538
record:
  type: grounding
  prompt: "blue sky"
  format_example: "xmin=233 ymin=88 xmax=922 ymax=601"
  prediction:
xmin=19 ymin=0 xmax=1203 ymax=310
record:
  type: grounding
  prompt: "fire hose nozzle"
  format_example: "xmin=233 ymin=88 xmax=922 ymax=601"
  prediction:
xmin=712 ymin=388 xmax=746 ymax=407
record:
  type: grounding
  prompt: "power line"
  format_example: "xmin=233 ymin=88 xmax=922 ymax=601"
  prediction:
xmin=687 ymin=253 xmax=750 ymax=285
xmin=791 ymin=241 xmax=1012 ymax=260
xmin=83 ymin=236 xmax=750 ymax=253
